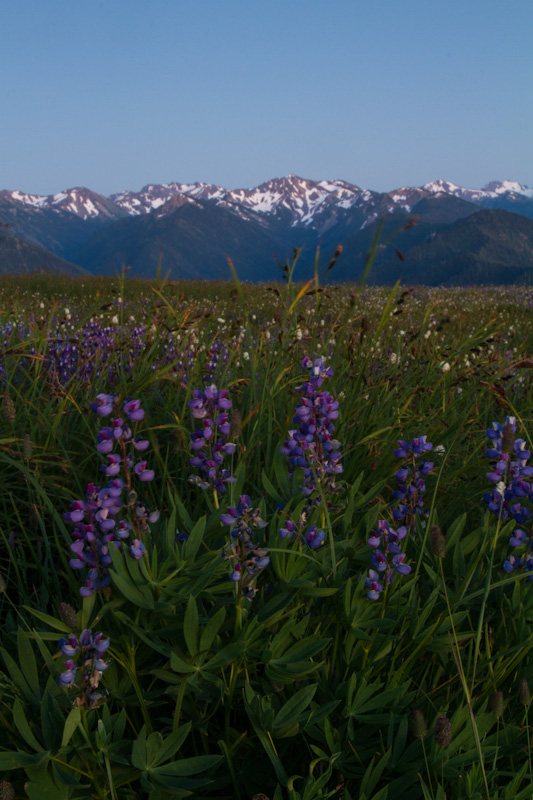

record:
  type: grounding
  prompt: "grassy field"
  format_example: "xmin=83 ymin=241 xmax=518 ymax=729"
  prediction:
xmin=2 ymin=269 xmax=533 ymax=799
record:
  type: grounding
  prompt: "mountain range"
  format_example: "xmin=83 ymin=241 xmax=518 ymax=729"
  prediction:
xmin=1 ymin=176 xmax=533 ymax=284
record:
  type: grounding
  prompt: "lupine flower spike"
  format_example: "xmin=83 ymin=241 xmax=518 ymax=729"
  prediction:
xmin=57 ymin=629 xmax=111 ymax=708
xmin=365 ymin=435 xmax=433 ymax=600
xmin=221 ymin=495 xmax=269 ymax=600
xmin=188 ymin=384 xmax=236 ymax=495
xmin=281 ymin=357 xmax=343 ymax=502
xmin=64 ymin=396 xmax=158 ymax=596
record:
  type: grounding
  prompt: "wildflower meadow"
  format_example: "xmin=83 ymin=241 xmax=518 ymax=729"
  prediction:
xmin=2 ymin=263 xmax=533 ymax=799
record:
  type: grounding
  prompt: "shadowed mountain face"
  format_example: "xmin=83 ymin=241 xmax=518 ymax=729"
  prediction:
xmin=0 ymin=228 xmax=87 ymax=276
xmin=2 ymin=176 xmax=533 ymax=284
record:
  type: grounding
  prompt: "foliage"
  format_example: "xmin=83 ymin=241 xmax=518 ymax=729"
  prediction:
xmin=2 ymin=267 xmax=533 ymax=798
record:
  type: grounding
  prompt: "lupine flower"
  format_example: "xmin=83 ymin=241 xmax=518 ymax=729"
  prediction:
xmin=90 ymin=394 xmax=117 ymax=417
xmin=130 ymin=539 xmax=146 ymax=559
xmin=221 ymin=496 xmax=269 ymax=599
xmin=64 ymin=397 xmax=157 ymax=595
xmin=281 ymin=357 xmax=343 ymax=500
xmin=57 ymin=629 xmax=111 ymax=707
xmin=391 ymin=437 xmax=433 ymax=522
xmin=364 ymin=569 xmax=384 ymax=600
xmin=188 ymin=384 xmax=237 ymax=494
xmin=485 ymin=416 xmax=533 ymax=577
xmin=364 ymin=436 xmax=433 ymax=600
xmin=484 ymin=416 xmax=533 ymax=524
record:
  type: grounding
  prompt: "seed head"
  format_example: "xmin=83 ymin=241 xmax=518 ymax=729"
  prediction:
xmin=519 ymin=678 xmax=531 ymax=706
xmin=59 ymin=602 xmax=78 ymax=629
xmin=430 ymin=525 xmax=447 ymax=558
xmin=501 ymin=422 xmax=515 ymax=455
xmin=412 ymin=709 xmax=428 ymax=739
xmin=434 ymin=714 xmax=452 ymax=747
xmin=230 ymin=409 xmax=242 ymax=439
xmin=491 ymin=690 xmax=505 ymax=718
xmin=0 ymin=781 xmax=15 ymax=800
xmin=22 ymin=433 xmax=33 ymax=460
xmin=2 ymin=393 xmax=15 ymax=424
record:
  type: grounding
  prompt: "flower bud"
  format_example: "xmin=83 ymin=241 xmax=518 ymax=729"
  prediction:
xmin=434 ymin=714 xmax=452 ymax=747
xmin=430 ymin=525 xmax=447 ymax=558
xmin=2 ymin=393 xmax=15 ymax=424
xmin=491 ymin=690 xmax=505 ymax=718
xmin=0 ymin=574 xmax=6 ymax=593
xmin=519 ymin=678 xmax=531 ymax=706
xmin=412 ymin=709 xmax=428 ymax=739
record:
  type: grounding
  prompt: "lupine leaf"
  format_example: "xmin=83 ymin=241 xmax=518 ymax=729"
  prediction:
xmin=183 ymin=515 xmax=206 ymax=560
xmin=273 ymin=684 xmax=317 ymax=733
xmin=13 ymin=697 xmax=43 ymax=751
xmin=61 ymin=707 xmax=82 ymax=748
xmin=183 ymin=595 xmax=199 ymax=657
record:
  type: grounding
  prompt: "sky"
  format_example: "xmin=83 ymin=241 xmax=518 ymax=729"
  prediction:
xmin=2 ymin=0 xmax=532 ymax=196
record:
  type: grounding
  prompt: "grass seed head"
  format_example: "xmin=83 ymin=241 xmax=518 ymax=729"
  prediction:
xmin=412 ymin=709 xmax=428 ymax=739
xmin=519 ymin=678 xmax=531 ymax=707
xmin=434 ymin=714 xmax=452 ymax=747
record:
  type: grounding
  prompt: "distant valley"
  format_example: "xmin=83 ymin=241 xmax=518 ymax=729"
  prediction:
xmin=1 ymin=176 xmax=533 ymax=284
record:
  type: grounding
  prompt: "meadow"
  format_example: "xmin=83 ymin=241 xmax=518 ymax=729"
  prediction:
xmin=2 ymin=265 xmax=533 ymax=799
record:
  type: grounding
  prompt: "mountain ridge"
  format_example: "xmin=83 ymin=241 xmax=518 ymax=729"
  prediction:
xmin=2 ymin=175 xmax=533 ymax=284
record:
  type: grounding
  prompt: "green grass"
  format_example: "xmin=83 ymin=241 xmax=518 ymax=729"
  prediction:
xmin=1 ymin=273 xmax=533 ymax=799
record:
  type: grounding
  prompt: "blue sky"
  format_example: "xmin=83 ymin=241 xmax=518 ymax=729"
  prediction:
xmin=2 ymin=0 xmax=532 ymax=195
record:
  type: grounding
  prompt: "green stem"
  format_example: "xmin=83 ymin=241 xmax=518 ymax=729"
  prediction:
xmin=104 ymin=753 xmax=117 ymax=800
xmin=317 ymin=479 xmax=336 ymax=577
xmin=440 ymin=561 xmax=491 ymax=800
xmin=224 ymin=662 xmax=240 ymax=745
xmin=173 ymin=677 xmax=188 ymax=731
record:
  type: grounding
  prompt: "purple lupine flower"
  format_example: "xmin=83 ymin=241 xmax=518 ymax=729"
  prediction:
xmin=134 ymin=461 xmax=155 ymax=482
xmin=485 ymin=417 xmax=533 ymax=524
xmin=90 ymin=394 xmax=117 ymax=417
xmin=57 ymin=660 xmax=77 ymax=687
xmin=188 ymin=385 xmax=237 ymax=494
xmin=281 ymin=357 xmax=343 ymax=501
xmin=484 ymin=416 xmax=533 ymax=578
xmin=221 ymin=496 xmax=269 ymax=599
xmin=56 ymin=630 xmax=111 ymax=707
xmin=365 ymin=570 xmax=384 ymax=600
xmin=130 ymin=539 xmax=146 ymax=559
xmin=391 ymin=436 xmax=433 ymax=523
xmin=124 ymin=399 xmax=145 ymax=421
xmin=279 ymin=520 xmax=297 ymax=539
xmin=304 ymin=526 xmax=325 ymax=549
xmin=65 ymin=396 xmax=158 ymax=597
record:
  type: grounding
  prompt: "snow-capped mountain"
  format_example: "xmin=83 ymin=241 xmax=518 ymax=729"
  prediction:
xmin=0 ymin=187 xmax=126 ymax=221
xmin=2 ymin=174 xmax=533 ymax=283
xmin=4 ymin=175 xmax=533 ymax=232
xmin=109 ymin=175 xmax=379 ymax=232
xmin=423 ymin=179 xmax=533 ymax=205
